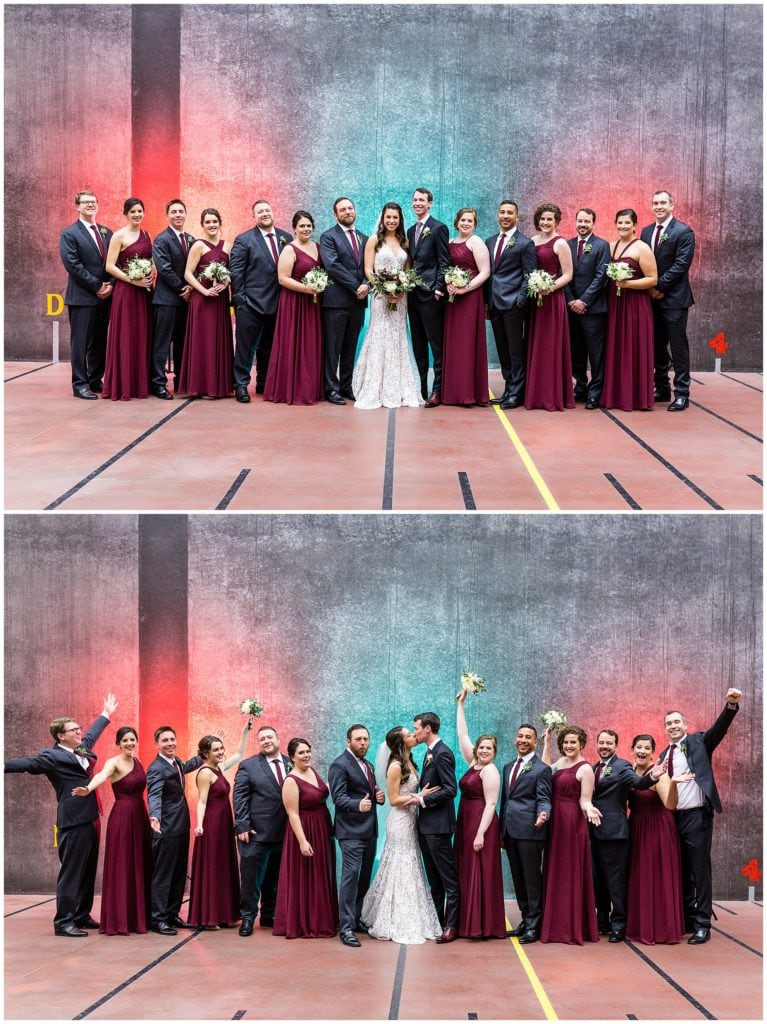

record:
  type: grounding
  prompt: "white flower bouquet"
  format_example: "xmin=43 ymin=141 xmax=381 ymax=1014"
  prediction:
xmin=369 ymin=267 xmax=423 ymax=311
xmin=201 ymin=261 xmax=231 ymax=287
xmin=454 ymin=670 xmax=487 ymax=701
xmin=126 ymin=257 xmax=153 ymax=290
xmin=444 ymin=266 xmax=473 ymax=302
xmin=301 ymin=267 xmax=332 ymax=303
xmin=239 ymin=698 xmax=264 ymax=717
xmin=605 ymin=261 xmax=633 ymax=296
xmin=539 ymin=709 xmax=568 ymax=730
xmin=526 ymin=269 xmax=556 ymax=307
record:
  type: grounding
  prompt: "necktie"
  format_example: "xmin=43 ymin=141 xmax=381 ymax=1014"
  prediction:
xmin=348 ymin=230 xmax=359 ymax=259
xmin=179 ymin=232 xmax=187 ymax=255
xmin=594 ymin=761 xmax=604 ymax=787
xmin=495 ymin=233 xmax=506 ymax=266
xmin=267 ymin=232 xmax=280 ymax=263
xmin=509 ymin=758 xmax=523 ymax=792
xmin=577 ymin=238 xmax=584 ymax=261
xmin=414 ymin=222 xmax=424 ymax=247
xmin=668 ymin=743 xmax=676 ymax=779
xmin=362 ymin=760 xmax=376 ymax=793
xmin=653 ymin=225 xmax=663 ymax=252
xmin=272 ymin=758 xmax=284 ymax=784
xmin=90 ymin=224 xmax=106 ymax=259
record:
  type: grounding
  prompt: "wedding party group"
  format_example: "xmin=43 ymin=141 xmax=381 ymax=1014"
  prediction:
xmin=59 ymin=187 xmax=695 ymax=413
xmin=5 ymin=684 xmax=740 ymax=951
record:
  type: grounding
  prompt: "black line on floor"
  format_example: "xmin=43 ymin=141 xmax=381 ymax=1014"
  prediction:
xmin=232 ymin=1012 xmax=247 ymax=1020
xmin=748 ymin=474 xmax=762 ymax=486
xmin=753 ymin=901 xmax=763 ymax=907
xmin=601 ymin=410 xmax=723 ymax=510
xmin=719 ymin=372 xmax=762 ymax=393
xmin=625 ymin=940 xmax=716 ymax=1019
xmin=710 ymin=924 xmax=762 ymax=957
xmin=604 ymin=473 xmax=642 ymax=509
xmin=216 ymin=469 xmax=251 ymax=510
xmin=44 ymin=399 xmax=195 ymax=510
xmin=4 ymin=896 xmax=56 ymax=917
xmin=689 ymin=400 xmax=762 ymax=443
xmin=468 ymin=1014 xmax=479 ymax=1020
xmin=4 ymin=362 xmax=54 ymax=381
xmin=712 ymin=901 xmax=737 ymax=915
xmin=72 ymin=929 xmax=202 ymax=1018
xmin=382 ymin=408 xmax=396 ymax=510
xmin=388 ymin=943 xmax=407 ymax=1020
xmin=458 ymin=471 xmax=477 ymax=510
xmin=626 ymin=1016 xmax=638 ymax=1020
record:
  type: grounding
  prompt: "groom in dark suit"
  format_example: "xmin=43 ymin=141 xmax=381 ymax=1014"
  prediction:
xmin=233 ymin=725 xmax=291 ymax=936
xmin=500 ymin=723 xmax=552 ymax=943
xmin=407 ymin=189 xmax=450 ymax=405
xmin=151 ymin=198 xmax=194 ymax=398
xmin=59 ymin=189 xmax=113 ymax=399
xmin=640 ymin=190 xmax=696 ymax=410
xmin=229 ymin=199 xmax=293 ymax=402
xmin=319 ymin=198 xmax=369 ymax=404
xmin=4 ymin=693 xmax=117 ymax=935
xmin=413 ymin=711 xmax=459 ymax=942
xmin=328 ymin=724 xmax=385 ymax=946
xmin=564 ymin=208 xmax=610 ymax=408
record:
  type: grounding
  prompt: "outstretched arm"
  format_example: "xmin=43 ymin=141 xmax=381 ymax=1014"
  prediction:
xmin=455 ymin=690 xmax=474 ymax=766
xmin=222 ymin=717 xmax=253 ymax=771
xmin=72 ymin=755 xmax=119 ymax=796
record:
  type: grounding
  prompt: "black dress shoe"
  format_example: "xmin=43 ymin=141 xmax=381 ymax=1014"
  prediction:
xmin=73 ymin=386 xmax=97 ymax=400
xmin=668 ymin=396 xmax=689 ymax=411
xmin=354 ymin=922 xmax=370 ymax=934
xmin=500 ymin=395 xmax=523 ymax=410
xmin=239 ymin=919 xmax=254 ymax=936
xmin=608 ymin=930 xmax=625 ymax=943
xmin=55 ymin=924 xmax=88 ymax=937
xmin=490 ymin=390 xmax=511 ymax=405
xmin=340 ymin=388 xmax=355 ymax=400
xmin=654 ymin=388 xmax=671 ymax=402
xmin=255 ymin=383 xmax=265 ymax=395
xmin=170 ymin=915 xmax=193 ymax=929
xmin=340 ymin=930 xmax=361 ymax=946
xmin=326 ymin=391 xmax=346 ymax=405
xmin=89 ymin=381 xmax=103 ymax=393
xmin=688 ymin=928 xmax=711 ymax=944
xmin=234 ymin=386 xmax=251 ymax=403
xmin=76 ymin=915 xmax=99 ymax=929
xmin=150 ymin=922 xmax=178 ymax=936
xmin=585 ymin=398 xmax=599 ymax=409
xmin=506 ymin=922 xmax=527 ymax=937
xmin=259 ymin=916 xmax=274 ymax=928
xmin=518 ymin=930 xmax=539 ymax=944
xmin=151 ymin=387 xmax=173 ymax=400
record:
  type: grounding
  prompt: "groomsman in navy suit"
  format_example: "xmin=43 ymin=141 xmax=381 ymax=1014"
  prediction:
xmin=319 ymin=198 xmax=369 ymax=404
xmin=407 ymin=189 xmax=450 ymax=405
xmin=151 ymin=199 xmax=194 ymax=399
xmin=564 ymin=208 xmax=610 ymax=408
xmin=500 ymin=724 xmax=552 ymax=943
xmin=230 ymin=200 xmax=293 ymax=402
xmin=640 ymin=190 xmax=696 ymax=410
xmin=658 ymin=688 xmax=741 ymax=944
xmin=485 ymin=200 xmax=537 ymax=409
xmin=59 ymin=190 xmax=113 ymax=399
xmin=4 ymin=693 xmax=117 ymax=935
xmin=328 ymin=724 xmax=385 ymax=946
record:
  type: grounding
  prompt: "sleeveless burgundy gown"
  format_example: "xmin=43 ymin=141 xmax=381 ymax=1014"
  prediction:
xmin=540 ymin=761 xmax=598 ymax=944
xmin=601 ymin=242 xmax=654 ymax=410
xmin=625 ymin=786 xmax=684 ymax=943
xmin=455 ymin=767 xmax=507 ymax=937
xmin=187 ymin=767 xmax=240 ymax=927
xmin=524 ymin=236 xmax=575 ymax=411
xmin=99 ymin=758 xmax=152 ymax=934
xmin=102 ymin=230 xmax=153 ymax=400
xmin=264 ymin=245 xmax=324 ymax=405
xmin=441 ymin=241 xmax=489 ymax=406
xmin=178 ymin=241 xmax=234 ymax=398
xmin=273 ymin=773 xmax=338 ymax=937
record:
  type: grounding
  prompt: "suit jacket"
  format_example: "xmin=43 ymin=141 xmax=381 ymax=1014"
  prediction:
xmin=484 ymin=230 xmax=537 ymax=311
xmin=232 ymin=752 xmax=291 ymax=843
xmin=417 ymin=738 xmax=457 ymax=835
xmin=499 ymin=753 xmax=552 ymax=841
xmin=658 ymin=703 xmax=738 ymax=814
xmin=146 ymin=753 xmax=203 ymax=837
xmin=407 ymin=216 xmax=450 ymax=299
xmin=328 ymin=748 xmax=378 ymax=841
xmin=4 ymin=714 xmax=110 ymax=828
xmin=60 ymin=221 xmax=113 ymax=306
xmin=589 ymin=755 xmax=654 ymax=841
xmin=152 ymin=227 xmax=195 ymax=306
xmin=639 ymin=217 xmax=695 ymax=309
xmin=318 ymin=224 xmax=369 ymax=310
xmin=229 ymin=226 xmax=293 ymax=315
xmin=563 ymin=235 xmax=610 ymax=313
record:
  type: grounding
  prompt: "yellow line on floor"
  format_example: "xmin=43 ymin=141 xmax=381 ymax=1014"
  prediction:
xmin=506 ymin=917 xmax=558 ymax=1020
xmin=490 ymin=391 xmax=560 ymax=510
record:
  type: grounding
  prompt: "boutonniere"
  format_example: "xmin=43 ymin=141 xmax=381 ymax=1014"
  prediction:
xmin=603 ymin=766 xmax=613 ymax=777
xmin=424 ymin=753 xmax=433 ymax=765
xmin=285 ymin=762 xmax=293 ymax=773
xmin=278 ymin=235 xmax=288 ymax=247
xmin=75 ymin=745 xmax=88 ymax=756
xmin=659 ymin=233 xmax=669 ymax=245
xmin=679 ymin=742 xmax=687 ymax=755
xmin=504 ymin=237 xmax=516 ymax=251
xmin=520 ymin=762 xmax=532 ymax=774
xmin=584 ymin=243 xmax=593 ymax=253
xmin=421 ymin=227 xmax=431 ymax=239
xmin=98 ymin=226 xmax=108 ymax=237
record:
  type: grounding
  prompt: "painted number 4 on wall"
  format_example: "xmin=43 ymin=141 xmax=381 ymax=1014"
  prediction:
xmin=741 ymin=858 xmax=761 ymax=882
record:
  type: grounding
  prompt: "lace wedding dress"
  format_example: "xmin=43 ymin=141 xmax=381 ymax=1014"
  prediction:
xmin=352 ymin=244 xmax=425 ymax=409
xmin=360 ymin=772 xmax=442 ymax=943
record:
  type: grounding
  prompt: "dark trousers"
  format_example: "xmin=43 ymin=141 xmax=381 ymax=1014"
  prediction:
xmin=238 ymin=838 xmax=283 ymax=922
xmin=152 ymin=303 xmax=189 ymax=390
xmin=652 ymin=304 xmax=691 ymax=396
xmin=322 ymin=304 xmax=364 ymax=395
xmin=54 ymin=820 xmax=100 ymax=929
xmin=503 ymin=834 xmax=545 ymax=932
xmin=337 ymin=835 xmax=376 ymax=933
xmin=489 ymin=305 xmax=526 ymax=398
xmin=568 ymin=311 xmax=606 ymax=401
xmin=591 ymin=838 xmax=629 ymax=931
xmin=418 ymin=831 xmax=459 ymax=929
xmin=68 ymin=301 xmax=110 ymax=388
xmin=674 ymin=806 xmax=714 ymax=928
xmin=408 ymin=294 xmax=445 ymax=399
xmin=151 ymin=831 xmax=190 ymax=925
xmin=233 ymin=305 xmax=277 ymax=389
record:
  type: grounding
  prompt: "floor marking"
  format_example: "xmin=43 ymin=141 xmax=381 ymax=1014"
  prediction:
xmin=382 ymin=408 xmax=396 ymax=510
xmin=458 ymin=471 xmax=476 ymax=509
xmin=490 ymin=392 xmax=559 ymax=510
xmin=710 ymin=925 xmax=762 ymax=957
xmin=387 ymin=943 xmax=407 ymax=1020
xmin=625 ymin=940 xmax=716 ymax=1019
xmin=216 ymin=469 xmax=251 ymax=510
xmin=712 ymin=901 xmax=737 ymax=915
xmin=4 ymin=896 xmax=56 ymax=917
xmin=604 ymin=473 xmax=642 ymax=509
xmin=5 ymin=363 xmax=54 ymax=382
xmin=719 ymin=372 xmax=762 ymax=393
xmin=689 ymin=400 xmax=762 ymax=443
xmin=231 ymin=1012 xmax=247 ymax=1020
xmin=747 ymin=474 xmax=762 ymax=486
xmin=506 ymin=917 xmax=557 ymax=1020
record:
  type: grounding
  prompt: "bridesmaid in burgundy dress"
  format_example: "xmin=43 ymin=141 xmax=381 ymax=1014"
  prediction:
xmin=102 ymin=198 xmax=154 ymax=401
xmin=626 ymin=734 xmax=686 ymax=943
xmin=274 ymin=737 xmax=339 ymax=938
xmin=441 ymin=208 xmax=491 ymax=406
xmin=264 ymin=211 xmax=325 ymax=405
xmin=178 ymin=207 xmax=233 ymax=398
xmin=454 ymin=690 xmax=506 ymax=938
xmin=72 ymin=726 xmax=151 ymax=935
xmin=524 ymin=203 xmax=575 ymax=411
xmin=540 ymin=725 xmax=599 ymax=944
xmin=187 ymin=721 xmax=253 ymax=929
xmin=602 ymin=209 xmax=658 ymax=411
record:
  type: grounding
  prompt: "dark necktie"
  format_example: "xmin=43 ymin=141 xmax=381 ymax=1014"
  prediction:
xmin=667 ymin=743 xmax=676 ymax=779
xmin=362 ymin=760 xmax=376 ymax=793
xmin=577 ymin=238 xmax=585 ymax=261
xmin=414 ymin=222 xmax=424 ymax=247
xmin=90 ymin=224 xmax=106 ymax=260
xmin=495 ymin=234 xmax=506 ymax=266
xmin=509 ymin=758 xmax=523 ymax=792
xmin=272 ymin=758 xmax=284 ymax=784
xmin=179 ymin=232 xmax=187 ymax=255
xmin=594 ymin=761 xmax=604 ymax=787
xmin=653 ymin=225 xmax=663 ymax=252
xmin=348 ymin=230 xmax=359 ymax=259
xmin=267 ymin=232 xmax=280 ymax=263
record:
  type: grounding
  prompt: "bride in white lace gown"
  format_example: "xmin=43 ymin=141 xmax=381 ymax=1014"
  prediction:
xmin=352 ymin=203 xmax=424 ymax=409
xmin=360 ymin=726 xmax=442 ymax=944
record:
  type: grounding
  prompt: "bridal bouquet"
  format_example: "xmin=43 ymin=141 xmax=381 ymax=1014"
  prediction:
xmin=239 ymin=698 xmax=264 ymax=718
xmin=444 ymin=266 xmax=473 ymax=302
xmin=369 ymin=268 xmax=423 ymax=311
xmin=201 ymin=261 xmax=231 ymax=287
xmin=301 ymin=267 xmax=332 ymax=303
xmin=539 ymin=709 xmax=568 ymax=730
xmin=126 ymin=257 xmax=153 ymax=290
xmin=526 ymin=269 xmax=556 ymax=307
xmin=606 ymin=261 xmax=633 ymax=296
xmin=454 ymin=670 xmax=487 ymax=701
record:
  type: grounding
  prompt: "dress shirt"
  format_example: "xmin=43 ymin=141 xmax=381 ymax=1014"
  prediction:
xmin=670 ymin=736 xmax=705 ymax=810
